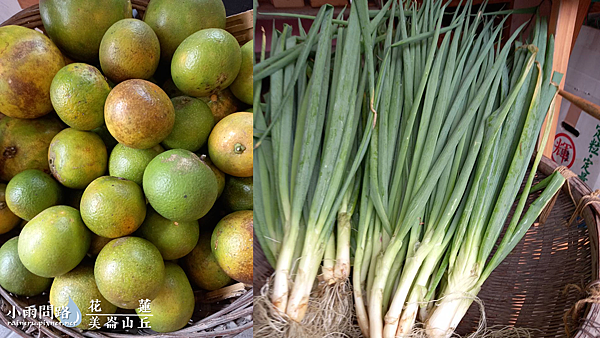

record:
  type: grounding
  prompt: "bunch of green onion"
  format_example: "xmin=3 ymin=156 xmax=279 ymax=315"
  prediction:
xmin=254 ymin=1 xmax=568 ymax=337
xmin=254 ymin=4 xmax=372 ymax=333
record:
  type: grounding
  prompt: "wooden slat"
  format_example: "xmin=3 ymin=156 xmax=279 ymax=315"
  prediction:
xmin=571 ymin=0 xmax=592 ymax=51
xmin=541 ymin=0 xmax=584 ymax=157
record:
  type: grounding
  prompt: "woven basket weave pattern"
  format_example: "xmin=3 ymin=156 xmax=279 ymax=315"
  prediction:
xmin=0 ymin=1 xmax=254 ymax=337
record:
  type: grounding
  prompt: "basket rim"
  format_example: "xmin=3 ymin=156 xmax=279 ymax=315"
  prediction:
xmin=0 ymin=1 xmax=254 ymax=338
xmin=0 ymin=2 xmax=253 ymax=28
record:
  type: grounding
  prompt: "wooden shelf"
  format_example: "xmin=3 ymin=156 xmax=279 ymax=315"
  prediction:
xmin=257 ymin=1 xmax=378 ymax=16
xmin=258 ymin=0 xmax=510 ymax=13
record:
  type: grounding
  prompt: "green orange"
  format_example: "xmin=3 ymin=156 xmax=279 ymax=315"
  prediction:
xmin=198 ymin=153 xmax=225 ymax=198
xmin=171 ymin=28 xmax=241 ymax=97
xmin=50 ymin=262 xmax=117 ymax=330
xmin=207 ymin=112 xmax=252 ymax=177
xmin=109 ymin=143 xmax=164 ymax=185
xmin=6 ymin=169 xmax=62 ymax=221
xmin=48 ymin=128 xmax=107 ymax=189
xmin=95 ymin=237 xmax=165 ymax=309
xmin=0 ymin=237 xmax=52 ymax=296
xmin=199 ymin=88 xmax=240 ymax=123
xmin=135 ymin=262 xmax=194 ymax=332
xmin=80 ymin=176 xmax=146 ymax=238
xmin=0 ymin=25 xmax=65 ymax=119
xmin=182 ymin=229 xmax=231 ymax=290
xmin=0 ymin=183 xmax=20 ymax=234
xmin=50 ymin=63 xmax=110 ymax=130
xmin=229 ymin=40 xmax=253 ymax=105
xmin=18 ymin=206 xmax=91 ymax=278
xmin=99 ymin=19 xmax=160 ymax=83
xmin=0 ymin=114 xmax=64 ymax=181
xmin=105 ymin=79 xmax=175 ymax=149
xmin=40 ymin=0 xmax=132 ymax=62
xmin=136 ymin=207 xmax=199 ymax=260
xmin=143 ymin=149 xmax=218 ymax=222
xmin=220 ymin=176 xmax=253 ymax=211
xmin=143 ymin=0 xmax=226 ymax=62
xmin=162 ymin=96 xmax=214 ymax=152
xmin=211 ymin=210 xmax=253 ymax=284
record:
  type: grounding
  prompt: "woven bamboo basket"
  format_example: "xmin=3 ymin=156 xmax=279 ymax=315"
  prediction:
xmin=254 ymin=156 xmax=600 ymax=337
xmin=0 ymin=1 xmax=253 ymax=338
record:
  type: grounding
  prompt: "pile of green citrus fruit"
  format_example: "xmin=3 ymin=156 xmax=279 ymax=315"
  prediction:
xmin=0 ymin=0 xmax=253 ymax=333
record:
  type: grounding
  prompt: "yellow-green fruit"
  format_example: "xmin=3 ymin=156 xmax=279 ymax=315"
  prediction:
xmin=0 ymin=26 xmax=65 ymax=119
xmin=229 ymin=40 xmax=253 ymax=105
xmin=95 ymin=237 xmax=165 ymax=309
xmin=162 ymin=96 xmax=215 ymax=152
xmin=40 ymin=0 xmax=132 ymax=62
xmin=88 ymin=233 xmax=112 ymax=256
xmin=80 ymin=176 xmax=146 ymax=238
xmin=18 ymin=206 xmax=91 ymax=278
xmin=0 ymin=237 xmax=52 ymax=296
xmin=221 ymin=176 xmax=253 ymax=211
xmin=0 ymin=115 xmax=64 ymax=181
xmin=6 ymin=169 xmax=62 ymax=221
xmin=199 ymin=88 xmax=240 ymax=123
xmin=143 ymin=0 xmax=225 ymax=62
xmin=135 ymin=262 xmax=194 ymax=332
xmin=48 ymin=128 xmax=107 ymax=189
xmin=171 ymin=29 xmax=241 ymax=97
xmin=0 ymin=183 xmax=20 ymax=234
xmin=198 ymin=153 xmax=225 ymax=198
xmin=144 ymin=149 xmax=218 ymax=222
xmin=100 ymin=19 xmax=160 ymax=83
xmin=50 ymin=262 xmax=117 ymax=330
xmin=211 ymin=210 xmax=253 ymax=284
xmin=207 ymin=112 xmax=252 ymax=177
xmin=109 ymin=143 xmax=163 ymax=185
xmin=105 ymin=79 xmax=175 ymax=149
xmin=136 ymin=207 xmax=199 ymax=260
xmin=50 ymin=63 xmax=110 ymax=130
xmin=182 ymin=229 xmax=231 ymax=290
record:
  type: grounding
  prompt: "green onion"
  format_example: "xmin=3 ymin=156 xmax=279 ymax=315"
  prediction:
xmin=255 ymin=1 xmax=565 ymax=337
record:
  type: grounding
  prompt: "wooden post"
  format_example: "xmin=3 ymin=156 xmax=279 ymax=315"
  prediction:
xmin=542 ymin=0 xmax=590 ymax=157
xmin=572 ymin=0 xmax=592 ymax=51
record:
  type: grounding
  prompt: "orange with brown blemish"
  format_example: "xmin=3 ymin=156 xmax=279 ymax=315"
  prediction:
xmin=104 ymin=79 xmax=175 ymax=149
xmin=0 ymin=25 xmax=65 ymax=119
